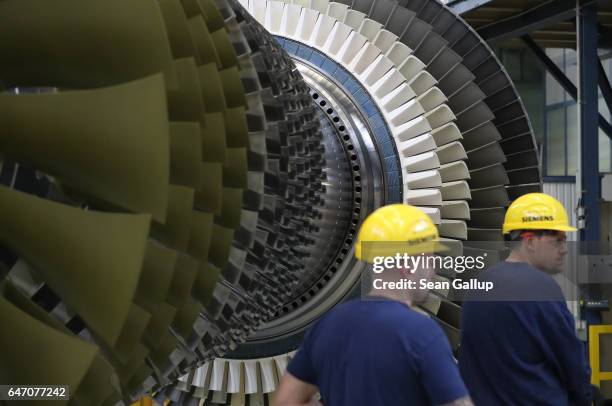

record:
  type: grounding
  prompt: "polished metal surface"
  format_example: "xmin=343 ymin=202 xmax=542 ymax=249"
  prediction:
xmin=235 ymin=58 xmax=386 ymax=344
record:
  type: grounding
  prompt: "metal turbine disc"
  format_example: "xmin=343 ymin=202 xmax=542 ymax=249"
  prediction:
xmin=169 ymin=0 xmax=541 ymax=404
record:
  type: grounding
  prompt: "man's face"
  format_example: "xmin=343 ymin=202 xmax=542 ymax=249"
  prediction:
xmin=403 ymin=254 xmax=435 ymax=303
xmin=525 ymin=231 xmax=568 ymax=274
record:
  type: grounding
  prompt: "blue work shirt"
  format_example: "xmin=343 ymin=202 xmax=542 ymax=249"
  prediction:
xmin=459 ymin=261 xmax=592 ymax=406
xmin=287 ymin=296 xmax=468 ymax=405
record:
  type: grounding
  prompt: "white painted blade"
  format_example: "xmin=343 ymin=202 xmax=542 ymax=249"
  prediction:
xmin=374 ymin=29 xmax=399 ymax=53
xmin=250 ymin=0 xmax=268 ymax=24
xmin=259 ymin=358 xmax=278 ymax=393
xmin=404 ymin=170 xmax=442 ymax=189
xmin=395 ymin=116 xmax=432 ymax=142
xmin=310 ymin=0 xmax=329 ymax=12
xmin=326 ymin=2 xmax=348 ymax=20
xmin=280 ymin=4 xmax=302 ymax=37
xmin=349 ymin=43 xmax=381 ymax=75
xmin=359 ymin=19 xmax=383 ymax=41
xmin=431 ymin=123 xmax=462 ymax=146
xmin=439 ymin=161 xmax=470 ymax=182
xmin=380 ymin=82 xmax=416 ymax=112
xmin=399 ymin=133 xmax=437 ymax=157
xmin=418 ymin=87 xmax=447 ymax=111
xmin=337 ymin=31 xmax=367 ymax=65
xmin=409 ymin=71 xmax=437 ymax=95
xmin=323 ymin=22 xmax=352 ymax=56
xmin=265 ymin=1 xmax=284 ymax=33
xmin=387 ymin=42 xmax=413 ymax=66
xmin=437 ymin=141 xmax=467 ymax=164
xmin=441 ymin=181 xmax=471 ymax=200
xmin=312 ymin=14 xmax=336 ymax=48
xmin=362 ymin=55 xmax=394 ymax=86
xmin=404 ymin=188 xmax=442 ymax=206
xmin=388 ymin=99 xmax=425 ymax=127
xmin=403 ymin=150 xmax=440 ymax=172
xmin=438 ymin=220 xmax=468 ymax=239
xmin=210 ymin=359 xmax=228 ymax=392
xmin=344 ymin=9 xmax=366 ymax=30
xmin=193 ymin=363 xmax=211 ymax=388
xmin=415 ymin=206 xmax=441 ymax=224
xmin=441 ymin=200 xmax=470 ymax=219
xmin=297 ymin=8 xmax=320 ymax=42
xmin=371 ymin=69 xmax=405 ymax=99
xmin=425 ymin=104 xmax=455 ymax=129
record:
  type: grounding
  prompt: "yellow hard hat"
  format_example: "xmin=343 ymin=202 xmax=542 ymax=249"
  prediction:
xmin=502 ymin=193 xmax=577 ymax=234
xmin=355 ymin=204 xmax=447 ymax=262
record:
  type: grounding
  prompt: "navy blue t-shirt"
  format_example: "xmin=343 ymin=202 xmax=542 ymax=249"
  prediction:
xmin=459 ymin=261 xmax=592 ymax=406
xmin=287 ymin=297 xmax=468 ymax=405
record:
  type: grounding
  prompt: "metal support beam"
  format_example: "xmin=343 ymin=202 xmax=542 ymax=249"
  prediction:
xmin=599 ymin=59 xmax=612 ymax=115
xmin=577 ymin=0 xmax=600 ymax=242
xmin=477 ymin=0 xmax=596 ymax=44
xmin=446 ymin=0 xmax=494 ymax=15
xmin=522 ymin=35 xmax=576 ymax=95
xmin=522 ymin=35 xmax=612 ymax=139
xmin=599 ymin=24 xmax=612 ymax=49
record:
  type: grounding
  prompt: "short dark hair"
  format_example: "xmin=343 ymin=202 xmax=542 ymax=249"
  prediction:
xmin=504 ymin=230 xmax=558 ymax=242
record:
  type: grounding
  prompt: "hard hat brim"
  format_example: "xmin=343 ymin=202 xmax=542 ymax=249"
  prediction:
xmin=503 ymin=223 xmax=578 ymax=234
xmin=356 ymin=240 xmax=451 ymax=263
xmin=554 ymin=225 xmax=578 ymax=232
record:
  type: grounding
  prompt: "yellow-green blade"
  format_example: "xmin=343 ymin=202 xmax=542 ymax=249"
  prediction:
xmin=0 ymin=74 xmax=170 ymax=222
xmin=0 ymin=186 xmax=150 ymax=347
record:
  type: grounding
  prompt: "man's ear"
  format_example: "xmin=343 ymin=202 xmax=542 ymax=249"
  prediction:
xmin=398 ymin=266 xmax=412 ymax=279
xmin=523 ymin=235 xmax=538 ymax=253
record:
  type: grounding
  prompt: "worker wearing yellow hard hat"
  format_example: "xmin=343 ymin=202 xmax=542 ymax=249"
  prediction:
xmin=354 ymin=203 xmax=447 ymax=261
xmin=502 ymin=192 xmax=578 ymax=234
xmin=459 ymin=193 xmax=592 ymax=406
xmin=276 ymin=204 xmax=472 ymax=406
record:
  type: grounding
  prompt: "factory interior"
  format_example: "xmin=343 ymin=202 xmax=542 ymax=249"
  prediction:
xmin=1 ymin=0 xmax=612 ymax=404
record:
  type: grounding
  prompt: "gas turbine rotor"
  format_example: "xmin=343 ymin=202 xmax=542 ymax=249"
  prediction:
xmin=0 ymin=0 xmax=541 ymax=404
xmin=169 ymin=0 xmax=541 ymax=404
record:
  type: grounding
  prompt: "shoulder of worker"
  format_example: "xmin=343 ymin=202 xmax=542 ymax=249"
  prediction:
xmin=362 ymin=298 xmax=449 ymax=343
xmin=403 ymin=311 xmax=451 ymax=356
xmin=315 ymin=297 xmax=444 ymax=339
xmin=476 ymin=261 xmax=565 ymax=301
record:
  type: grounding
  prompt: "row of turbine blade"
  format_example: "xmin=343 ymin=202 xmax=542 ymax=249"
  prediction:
xmin=0 ymin=0 xmax=326 ymax=403
xmin=170 ymin=0 xmax=541 ymax=403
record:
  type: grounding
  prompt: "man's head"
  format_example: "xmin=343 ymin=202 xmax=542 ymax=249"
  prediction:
xmin=505 ymin=229 xmax=568 ymax=273
xmin=503 ymin=193 xmax=575 ymax=274
xmin=355 ymin=204 xmax=445 ymax=303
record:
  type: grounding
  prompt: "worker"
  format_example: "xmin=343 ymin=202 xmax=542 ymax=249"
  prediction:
xmin=274 ymin=204 xmax=473 ymax=406
xmin=458 ymin=193 xmax=592 ymax=405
